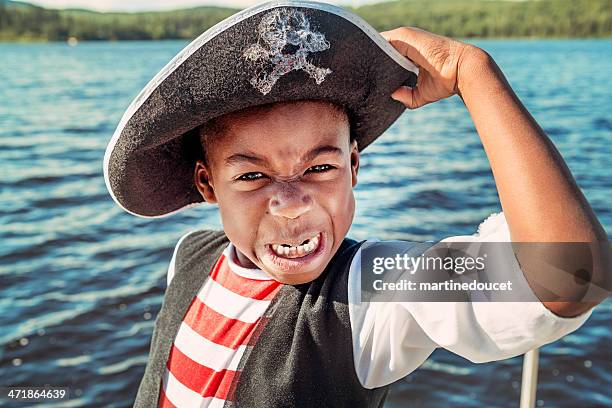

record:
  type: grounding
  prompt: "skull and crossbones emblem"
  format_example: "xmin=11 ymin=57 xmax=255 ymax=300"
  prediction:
xmin=243 ymin=8 xmax=333 ymax=95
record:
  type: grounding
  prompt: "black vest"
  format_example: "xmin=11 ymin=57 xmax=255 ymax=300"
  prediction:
xmin=134 ymin=230 xmax=389 ymax=407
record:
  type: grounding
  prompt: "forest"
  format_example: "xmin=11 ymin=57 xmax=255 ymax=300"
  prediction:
xmin=1 ymin=0 xmax=611 ymax=41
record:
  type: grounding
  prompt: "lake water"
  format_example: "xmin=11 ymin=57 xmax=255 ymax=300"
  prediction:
xmin=0 ymin=39 xmax=610 ymax=407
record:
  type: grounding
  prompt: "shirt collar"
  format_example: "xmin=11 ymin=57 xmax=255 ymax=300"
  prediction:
xmin=224 ymin=242 xmax=274 ymax=281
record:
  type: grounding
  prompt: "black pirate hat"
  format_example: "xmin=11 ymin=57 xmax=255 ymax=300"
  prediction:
xmin=103 ymin=0 xmax=418 ymax=217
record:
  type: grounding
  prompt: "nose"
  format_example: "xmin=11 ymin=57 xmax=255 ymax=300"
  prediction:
xmin=268 ymin=182 xmax=312 ymax=219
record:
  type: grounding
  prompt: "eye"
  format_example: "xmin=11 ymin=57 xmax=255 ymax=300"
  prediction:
xmin=306 ymin=164 xmax=335 ymax=173
xmin=236 ymin=172 xmax=266 ymax=181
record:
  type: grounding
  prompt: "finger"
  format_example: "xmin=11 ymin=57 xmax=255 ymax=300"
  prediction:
xmin=380 ymin=27 xmax=436 ymax=71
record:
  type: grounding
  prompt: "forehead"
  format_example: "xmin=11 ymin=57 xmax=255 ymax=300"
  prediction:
xmin=205 ymin=101 xmax=350 ymax=163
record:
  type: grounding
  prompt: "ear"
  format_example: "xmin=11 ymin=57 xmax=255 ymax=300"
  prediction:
xmin=194 ymin=160 xmax=218 ymax=204
xmin=349 ymin=139 xmax=359 ymax=188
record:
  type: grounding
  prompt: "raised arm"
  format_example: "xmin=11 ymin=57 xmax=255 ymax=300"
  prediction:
xmin=381 ymin=27 xmax=610 ymax=317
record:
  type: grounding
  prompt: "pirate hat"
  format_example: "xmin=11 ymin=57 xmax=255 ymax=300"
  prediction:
xmin=103 ymin=0 xmax=418 ymax=218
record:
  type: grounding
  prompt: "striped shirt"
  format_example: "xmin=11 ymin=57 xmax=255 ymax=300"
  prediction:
xmin=157 ymin=212 xmax=592 ymax=405
xmin=158 ymin=243 xmax=282 ymax=407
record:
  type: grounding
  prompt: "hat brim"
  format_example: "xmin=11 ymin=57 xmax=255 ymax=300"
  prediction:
xmin=104 ymin=0 xmax=418 ymax=218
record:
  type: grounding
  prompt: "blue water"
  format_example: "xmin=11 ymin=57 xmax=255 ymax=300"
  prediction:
xmin=0 ymin=39 xmax=610 ymax=407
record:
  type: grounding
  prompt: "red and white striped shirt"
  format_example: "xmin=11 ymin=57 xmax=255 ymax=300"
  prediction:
xmin=157 ymin=213 xmax=591 ymax=403
xmin=158 ymin=242 xmax=282 ymax=407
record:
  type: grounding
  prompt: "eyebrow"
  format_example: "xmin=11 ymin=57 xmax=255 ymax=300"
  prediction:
xmin=224 ymin=144 xmax=343 ymax=166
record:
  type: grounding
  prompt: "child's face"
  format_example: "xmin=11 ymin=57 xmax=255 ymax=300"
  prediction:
xmin=194 ymin=101 xmax=359 ymax=284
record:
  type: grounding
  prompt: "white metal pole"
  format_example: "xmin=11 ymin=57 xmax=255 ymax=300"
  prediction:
xmin=520 ymin=348 xmax=540 ymax=408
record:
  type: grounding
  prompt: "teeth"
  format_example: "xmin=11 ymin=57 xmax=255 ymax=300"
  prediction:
xmin=271 ymin=234 xmax=320 ymax=258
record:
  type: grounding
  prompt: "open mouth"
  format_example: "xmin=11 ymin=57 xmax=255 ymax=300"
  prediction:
xmin=270 ymin=233 xmax=321 ymax=259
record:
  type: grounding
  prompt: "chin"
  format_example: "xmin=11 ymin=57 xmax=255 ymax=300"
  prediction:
xmin=271 ymin=269 xmax=326 ymax=285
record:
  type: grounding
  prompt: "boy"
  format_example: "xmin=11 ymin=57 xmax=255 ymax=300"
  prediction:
xmin=103 ymin=2 xmax=609 ymax=407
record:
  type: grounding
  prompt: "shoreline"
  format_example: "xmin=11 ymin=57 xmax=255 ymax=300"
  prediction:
xmin=2 ymin=36 xmax=612 ymax=44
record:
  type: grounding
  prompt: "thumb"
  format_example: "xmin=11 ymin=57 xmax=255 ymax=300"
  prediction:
xmin=391 ymin=86 xmax=422 ymax=110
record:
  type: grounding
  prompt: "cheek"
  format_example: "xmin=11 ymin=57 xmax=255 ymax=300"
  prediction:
xmin=216 ymin=188 xmax=265 ymax=253
xmin=318 ymin=171 xmax=355 ymax=233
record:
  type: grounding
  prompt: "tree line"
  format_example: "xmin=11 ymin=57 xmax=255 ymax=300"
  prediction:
xmin=0 ymin=0 xmax=611 ymax=41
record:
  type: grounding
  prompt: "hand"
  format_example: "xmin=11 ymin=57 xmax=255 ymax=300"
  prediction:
xmin=381 ymin=27 xmax=485 ymax=109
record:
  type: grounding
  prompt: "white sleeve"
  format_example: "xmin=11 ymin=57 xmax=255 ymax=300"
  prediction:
xmin=348 ymin=211 xmax=594 ymax=389
xmin=166 ymin=230 xmax=199 ymax=288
